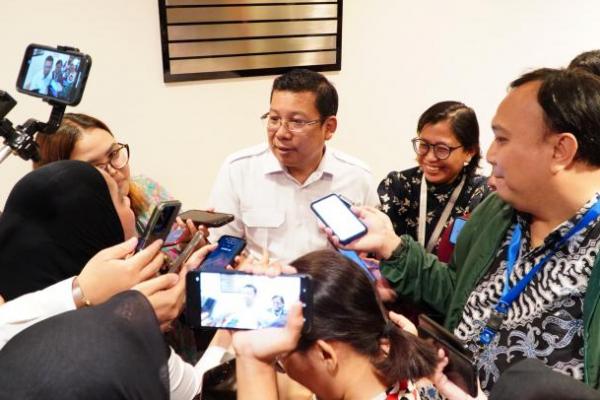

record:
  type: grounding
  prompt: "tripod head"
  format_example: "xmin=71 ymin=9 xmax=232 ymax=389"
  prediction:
xmin=0 ymin=91 xmax=66 ymax=164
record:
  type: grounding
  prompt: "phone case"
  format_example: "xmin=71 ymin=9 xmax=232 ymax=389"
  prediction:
xmin=310 ymin=193 xmax=367 ymax=245
xmin=417 ymin=314 xmax=478 ymax=397
xmin=178 ymin=210 xmax=234 ymax=228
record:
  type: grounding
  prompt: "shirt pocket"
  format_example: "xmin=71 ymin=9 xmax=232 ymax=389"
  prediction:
xmin=241 ymin=208 xmax=285 ymax=250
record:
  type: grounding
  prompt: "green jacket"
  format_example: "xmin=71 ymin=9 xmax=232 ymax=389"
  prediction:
xmin=381 ymin=193 xmax=600 ymax=390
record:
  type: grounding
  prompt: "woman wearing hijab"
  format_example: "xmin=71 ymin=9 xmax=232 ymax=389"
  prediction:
xmin=0 ymin=160 xmax=135 ymax=300
xmin=0 ymin=290 xmax=170 ymax=400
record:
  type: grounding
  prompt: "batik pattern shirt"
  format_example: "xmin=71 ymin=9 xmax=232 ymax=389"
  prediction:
xmin=378 ymin=167 xmax=489 ymax=254
xmin=455 ymin=194 xmax=600 ymax=393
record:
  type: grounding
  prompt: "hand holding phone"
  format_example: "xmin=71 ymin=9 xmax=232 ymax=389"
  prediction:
xmin=417 ymin=314 xmax=478 ymax=397
xmin=196 ymin=235 xmax=246 ymax=271
xmin=178 ymin=210 xmax=234 ymax=228
xmin=166 ymin=231 xmax=206 ymax=274
xmin=136 ymin=200 xmax=181 ymax=252
xmin=311 ymin=194 xmax=367 ymax=245
xmin=186 ymin=269 xmax=312 ymax=330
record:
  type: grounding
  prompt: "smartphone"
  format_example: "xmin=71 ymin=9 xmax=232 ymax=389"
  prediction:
xmin=337 ymin=249 xmax=378 ymax=282
xmin=186 ymin=269 xmax=312 ymax=330
xmin=16 ymin=44 xmax=92 ymax=106
xmin=136 ymin=200 xmax=182 ymax=252
xmin=166 ymin=231 xmax=206 ymax=274
xmin=449 ymin=217 xmax=468 ymax=245
xmin=417 ymin=314 xmax=478 ymax=397
xmin=196 ymin=235 xmax=246 ymax=271
xmin=310 ymin=194 xmax=367 ymax=245
xmin=178 ymin=209 xmax=234 ymax=228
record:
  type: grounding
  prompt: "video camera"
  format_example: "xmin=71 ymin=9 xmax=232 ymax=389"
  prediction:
xmin=0 ymin=44 xmax=91 ymax=165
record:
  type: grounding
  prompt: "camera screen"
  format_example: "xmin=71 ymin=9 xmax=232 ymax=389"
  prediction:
xmin=18 ymin=47 xmax=86 ymax=104
xmin=197 ymin=272 xmax=303 ymax=330
xmin=312 ymin=195 xmax=366 ymax=242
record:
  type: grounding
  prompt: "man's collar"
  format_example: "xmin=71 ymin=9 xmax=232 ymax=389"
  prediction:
xmin=263 ymin=146 xmax=336 ymax=178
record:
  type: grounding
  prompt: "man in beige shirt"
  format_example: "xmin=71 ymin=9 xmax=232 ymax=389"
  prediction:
xmin=209 ymin=69 xmax=378 ymax=263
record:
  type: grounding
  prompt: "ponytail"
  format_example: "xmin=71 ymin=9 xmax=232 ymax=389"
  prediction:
xmin=375 ymin=322 xmax=438 ymax=383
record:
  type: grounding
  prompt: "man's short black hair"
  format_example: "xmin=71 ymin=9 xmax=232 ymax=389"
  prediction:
xmin=271 ymin=68 xmax=338 ymax=119
xmin=45 ymin=55 xmax=54 ymax=64
xmin=510 ymin=67 xmax=600 ymax=167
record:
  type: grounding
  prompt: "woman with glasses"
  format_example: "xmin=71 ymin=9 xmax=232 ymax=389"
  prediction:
xmin=33 ymin=113 xmax=203 ymax=364
xmin=34 ymin=113 xmax=171 ymax=234
xmin=378 ymin=101 xmax=490 ymax=263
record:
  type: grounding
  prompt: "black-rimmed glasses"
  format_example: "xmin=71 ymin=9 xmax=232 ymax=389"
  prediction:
xmin=95 ymin=143 xmax=130 ymax=171
xmin=411 ymin=138 xmax=462 ymax=160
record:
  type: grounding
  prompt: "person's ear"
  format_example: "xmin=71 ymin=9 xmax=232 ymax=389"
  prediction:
xmin=550 ymin=132 xmax=578 ymax=173
xmin=315 ymin=339 xmax=338 ymax=374
xmin=322 ymin=116 xmax=337 ymax=140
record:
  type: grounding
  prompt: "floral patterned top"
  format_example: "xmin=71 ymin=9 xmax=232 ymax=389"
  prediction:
xmin=131 ymin=175 xmax=173 ymax=234
xmin=131 ymin=175 xmax=201 ymax=364
xmin=378 ymin=167 xmax=490 ymax=256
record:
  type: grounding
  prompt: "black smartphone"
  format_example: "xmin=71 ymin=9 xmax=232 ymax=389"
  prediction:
xmin=310 ymin=193 xmax=367 ymax=245
xmin=196 ymin=235 xmax=246 ymax=271
xmin=417 ymin=314 xmax=478 ymax=397
xmin=178 ymin=209 xmax=234 ymax=228
xmin=186 ymin=269 xmax=312 ymax=330
xmin=16 ymin=44 xmax=91 ymax=106
xmin=136 ymin=200 xmax=182 ymax=252
xmin=166 ymin=231 xmax=206 ymax=274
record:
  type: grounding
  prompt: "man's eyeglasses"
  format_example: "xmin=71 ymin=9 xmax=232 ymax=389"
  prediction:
xmin=261 ymin=113 xmax=321 ymax=133
xmin=411 ymin=138 xmax=463 ymax=160
xmin=94 ymin=143 xmax=130 ymax=171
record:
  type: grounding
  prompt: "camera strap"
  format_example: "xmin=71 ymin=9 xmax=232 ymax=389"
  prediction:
xmin=478 ymin=199 xmax=600 ymax=346
xmin=418 ymin=174 xmax=466 ymax=252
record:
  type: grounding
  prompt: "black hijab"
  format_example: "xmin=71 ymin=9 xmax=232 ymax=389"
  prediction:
xmin=0 ymin=160 xmax=124 ymax=300
xmin=0 ymin=290 xmax=170 ymax=400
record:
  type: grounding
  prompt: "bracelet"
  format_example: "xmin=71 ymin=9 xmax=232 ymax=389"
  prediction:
xmin=72 ymin=277 xmax=92 ymax=308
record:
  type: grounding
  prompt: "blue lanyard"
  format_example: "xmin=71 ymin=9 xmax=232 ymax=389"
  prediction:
xmin=479 ymin=199 xmax=600 ymax=345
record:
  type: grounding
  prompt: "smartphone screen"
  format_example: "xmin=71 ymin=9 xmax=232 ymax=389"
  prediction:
xmin=136 ymin=201 xmax=181 ymax=252
xmin=449 ymin=217 xmax=467 ymax=245
xmin=16 ymin=44 xmax=91 ymax=106
xmin=198 ymin=235 xmax=246 ymax=271
xmin=187 ymin=270 xmax=311 ymax=330
xmin=311 ymin=194 xmax=367 ymax=244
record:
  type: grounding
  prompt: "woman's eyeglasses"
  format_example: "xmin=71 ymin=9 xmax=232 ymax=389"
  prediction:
xmin=411 ymin=138 xmax=462 ymax=160
xmin=95 ymin=143 xmax=130 ymax=171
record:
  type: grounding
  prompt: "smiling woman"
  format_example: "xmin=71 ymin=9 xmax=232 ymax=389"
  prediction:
xmin=378 ymin=101 xmax=491 ymax=261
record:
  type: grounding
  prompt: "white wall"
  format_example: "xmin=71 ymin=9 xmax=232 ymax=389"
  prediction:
xmin=1 ymin=0 xmax=599 ymax=209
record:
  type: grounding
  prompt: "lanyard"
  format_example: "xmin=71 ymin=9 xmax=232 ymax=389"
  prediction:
xmin=418 ymin=173 xmax=466 ymax=252
xmin=479 ymin=199 xmax=600 ymax=345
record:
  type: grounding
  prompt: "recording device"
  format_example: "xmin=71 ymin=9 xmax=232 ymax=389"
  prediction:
xmin=166 ymin=231 xmax=206 ymax=274
xmin=311 ymin=194 xmax=367 ymax=245
xmin=178 ymin=209 xmax=234 ymax=228
xmin=136 ymin=200 xmax=182 ymax=252
xmin=196 ymin=235 xmax=246 ymax=271
xmin=449 ymin=217 xmax=468 ymax=245
xmin=1 ymin=44 xmax=91 ymax=165
xmin=417 ymin=314 xmax=478 ymax=397
xmin=16 ymin=44 xmax=91 ymax=106
xmin=186 ymin=269 xmax=312 ymax=330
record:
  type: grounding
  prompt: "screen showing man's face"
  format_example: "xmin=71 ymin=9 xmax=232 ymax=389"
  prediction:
xmin=43 ymin=60 xmax=52 ymax=76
